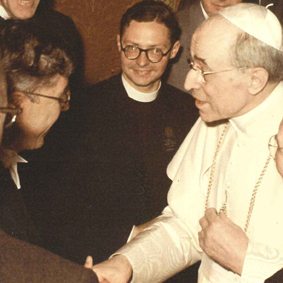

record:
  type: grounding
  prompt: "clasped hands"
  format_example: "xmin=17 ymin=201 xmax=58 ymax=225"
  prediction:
xmin=199 ymin=207 xmax=249 ymax=275
xmin=84 ymin=254 xmax=132 ymax=283
xmin=84 ymin=209 xmax=249 ymax=282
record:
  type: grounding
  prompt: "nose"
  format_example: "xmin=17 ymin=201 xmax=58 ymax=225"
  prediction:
xmin=184 ymin=68 xmax=202 ymax=92
xmin=136 ymin=50 xmax=150 ymax=67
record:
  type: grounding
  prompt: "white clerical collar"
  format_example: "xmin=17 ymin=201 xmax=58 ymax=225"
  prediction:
xmin=230 ymin=81 xmax=283 ymax=136
xmin=121 ymin=74 xmax=161 ymax=103
xmin=200 ymin=2 xmax=209 ymax=20
xmin=0 ymin=148 xmax=27 ymax=189
xmin=0 ymin=6 xmax=10 ymax=19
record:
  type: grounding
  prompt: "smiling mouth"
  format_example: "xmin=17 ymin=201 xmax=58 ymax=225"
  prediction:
xmin=17 ymin=0 xmax=34 ymax=6
xmin=134 ymin=70 xmax=151 ymax=75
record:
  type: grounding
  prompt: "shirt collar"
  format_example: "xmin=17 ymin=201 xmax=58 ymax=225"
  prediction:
xmin=121 ymin=74 xmax=161 ymax=103
xmin=229 ymin=81 xmax=283 ymax=137
xmin=0 ymin=148 xmax=27 ymax=189
xmin=0 ymin=6 xmax=10 ymax=19
xmin=200 ymin=1 xmax=209 ymax=20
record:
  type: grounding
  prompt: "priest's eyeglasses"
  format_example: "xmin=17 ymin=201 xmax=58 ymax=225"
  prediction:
xmin=121 ymin=44 xmax=173 ymax=63
xmin=187 ymin=57 xmax=245 ymax=83
xmin=22 ymin=88 xmax=71 ymax=112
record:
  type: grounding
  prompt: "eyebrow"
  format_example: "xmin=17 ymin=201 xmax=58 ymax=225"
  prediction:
xmin=193 ymin=55 xmax=214 ymax=71
xmin=194 ymin=55 xmax=208 ymax=66
xmin=123 ymin=41 xmax=168 ymax=49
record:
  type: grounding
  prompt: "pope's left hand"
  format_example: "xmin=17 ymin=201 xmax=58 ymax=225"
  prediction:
xmin=199 ymin=208 xmax=249 ymax=275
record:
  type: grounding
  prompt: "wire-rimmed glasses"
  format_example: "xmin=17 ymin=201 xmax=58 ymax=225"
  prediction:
xmin=22 ymin=88 xmax=71 ymax=112
xmin=187 ymin=57 xmax=245 ymax=84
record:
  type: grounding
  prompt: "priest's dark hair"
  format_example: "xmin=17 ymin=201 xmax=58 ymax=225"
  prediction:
xmin=120 ymin=0 xmax=181 ymax=45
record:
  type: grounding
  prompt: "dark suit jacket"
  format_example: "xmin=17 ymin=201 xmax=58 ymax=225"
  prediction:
xmin=265 ymin=268 xmax=283 ymax=283
xmin=0 ymin=165 xmax=98 ymax=282
xmin=167 ymin=1 xmax=205 ymax=91
xmin=0 ymin=228 xmax=98 ymax=283
xmin=19 ymin=74 xmax=199 ymax=266
xmin=0 ymin=165 xmax=41 ymax=246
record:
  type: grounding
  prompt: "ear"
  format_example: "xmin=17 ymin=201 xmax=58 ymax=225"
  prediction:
xmin=247 ymin=67 xmax=269 ymax=95
xmin=9 ymin=91 xmax=26 ymax=108
xmin=117 ymin=34 xmax=121 ymax=52
xmin=169 ymin=40 xmax=180 ymax=59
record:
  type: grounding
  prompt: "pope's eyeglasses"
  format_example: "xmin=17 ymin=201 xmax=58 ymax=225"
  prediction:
xmin=187 ymin=57 xmax=245 ymax=83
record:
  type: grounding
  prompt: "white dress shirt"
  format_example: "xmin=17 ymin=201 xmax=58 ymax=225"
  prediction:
xmin=116 ymin=81 xmax=283 ymax=283
xmin=0 ymin=6 xmax=10 ymax=19
xmin=0 ymin=149 xmax=27 ymax=189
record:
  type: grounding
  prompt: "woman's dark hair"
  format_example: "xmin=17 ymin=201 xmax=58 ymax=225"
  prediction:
xmin=0 ymin=19 xmax=74 ymax=97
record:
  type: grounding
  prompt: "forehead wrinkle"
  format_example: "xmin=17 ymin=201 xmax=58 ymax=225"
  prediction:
xmin=191 ymin=16 xmax=241 ymax=68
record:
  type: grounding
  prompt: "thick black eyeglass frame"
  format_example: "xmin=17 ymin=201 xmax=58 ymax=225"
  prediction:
xmin=120 ymin=42 xmax=173 ymax=63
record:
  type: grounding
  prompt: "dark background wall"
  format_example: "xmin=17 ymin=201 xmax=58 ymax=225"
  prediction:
xmin=51 ymin=0 xmax=180 ymax=86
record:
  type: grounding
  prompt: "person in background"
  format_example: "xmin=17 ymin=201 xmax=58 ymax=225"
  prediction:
xmin=167 ymin=0 xmax=242 ymax=91
xmin=92 ymin=3 xmax=283 ymax=282
xmin=178 ymin=0 xmax=282 ymax=24
xmin=0 ymin=0 xmax=40 ymax=19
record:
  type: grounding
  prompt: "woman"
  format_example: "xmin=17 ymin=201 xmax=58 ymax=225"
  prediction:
xmin=0 ymin=19 xmax=97 ymax=282
xmin=0 ymin=18 xmax=73 ymax=245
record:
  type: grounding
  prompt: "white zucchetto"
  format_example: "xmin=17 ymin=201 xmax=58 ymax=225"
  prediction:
xmin=219 ymin=3 xmax=283 ymax=51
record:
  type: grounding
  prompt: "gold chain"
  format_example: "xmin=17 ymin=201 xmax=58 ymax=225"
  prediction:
xmin=205 ymin=123 xmax=229 ymax=212
xmin=205 ymin=122 xmax=272 ymax=233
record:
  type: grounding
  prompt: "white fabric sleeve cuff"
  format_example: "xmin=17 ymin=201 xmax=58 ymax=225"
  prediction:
xmin=113 ymin=207 xmax=202 ymax=283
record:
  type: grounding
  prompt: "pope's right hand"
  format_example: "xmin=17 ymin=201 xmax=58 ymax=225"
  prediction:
xmin=93 ymin=255 xmax=133 ymax=283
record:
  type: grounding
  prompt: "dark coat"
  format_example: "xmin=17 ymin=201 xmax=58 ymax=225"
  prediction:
xmin=265 ymin=268 xmax=283 ymax=283
xmin=0 ymin=228 xmax=98 ymax=283
xmin=0 ymin=165 xmax=98 ymax=282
